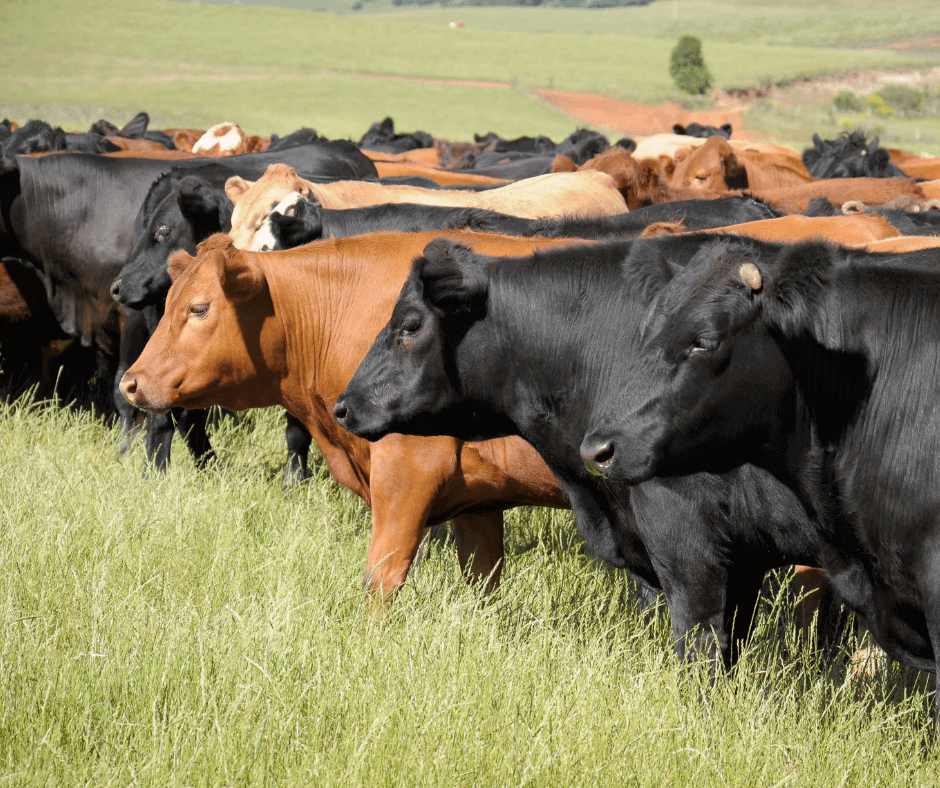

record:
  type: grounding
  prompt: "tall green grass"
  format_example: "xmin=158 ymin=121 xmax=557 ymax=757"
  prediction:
xmin=0 ymin=398 xmax=937 ymax=785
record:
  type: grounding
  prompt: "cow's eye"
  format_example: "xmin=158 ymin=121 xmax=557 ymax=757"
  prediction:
xmin=689 ymin=336 xmax=718 ymax=355
xmin=399 ymin=317 xmax=423 ymax=338
xmin=154 ymin=224 xmax=170 ymax=243
xmin=189 ymin=303 xmax=210 ymax=319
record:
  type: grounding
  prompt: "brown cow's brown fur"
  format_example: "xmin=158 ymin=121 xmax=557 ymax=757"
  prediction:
xmin=576 ymin=147 xmax=727 ymax=209
xmin=670 ymin=135 xmax=812 ymax=192
xmin=751 ymin=177 xmax=927 ymax=215
xmin=122 ymin=231 xmax=593 ymax=598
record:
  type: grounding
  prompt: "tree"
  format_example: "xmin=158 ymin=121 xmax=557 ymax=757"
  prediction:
xmin=669 ymin=36 xmax=712 ymax=95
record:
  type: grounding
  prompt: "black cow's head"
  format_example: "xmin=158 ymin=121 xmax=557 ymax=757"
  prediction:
xmin=581 ymin=238 xmax=812 ymax=484
xmin=334 ymin=239 xmax=490 ymax=443
xmin=111 ymin=175 xmax=232 ymax=309
xmin=802 ymin=130 xmax=904 ymax=179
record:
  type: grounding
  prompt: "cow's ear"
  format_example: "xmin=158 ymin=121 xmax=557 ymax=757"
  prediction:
xmin=764 ymin=241 xmax=836 ymax=337
xmin=417 ymin=239 xmax=489 ymax=315
xmin=221 ymin=252 xmax=267 ymax=301
xmin=120 ymin=112 xmax=149 ymax=138
xmin=225 ymin=175 xmax=252 ymax=205
xmin=720 ymin=124 xmax=732 ymax=136
xmin=672 ymin=124 xmax=686 ymax=135
xmin=167 ymin=249 xmax=195 ymax=283
xmin=720 ymin=143 xmax=748 ymax=190
xmin=178 ymin=177 xmax=231 ymax=229
xmin=868 ymin=135 xmax=880 ymax=154
xmin=812 ymin=133 xmax=825 ymax=152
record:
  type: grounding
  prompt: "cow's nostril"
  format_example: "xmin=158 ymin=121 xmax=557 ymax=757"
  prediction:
xmin=580 ymin=438 xmax=616 ymax=477
xmin=333 ymin=400 xmax=348 ymax=425
xmin=110 ymin=279 xmax=122 ymax=301
xmin=594 ymin=442 xmax=615 ymax=468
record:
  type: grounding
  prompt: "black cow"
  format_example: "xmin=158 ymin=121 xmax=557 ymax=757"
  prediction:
xmin=108 ymin=167 xmax=312 ymax=480
xmin=802 ymin=130 xmax=908 ymax=179
xmin=578 ymin=236 xmax=940 ymax=709
xmin=262 ymin=194 xmax=782 ymax=252
xmin=673 ymin=122 xmax=732 ymax=139
xmin=359 ymin=117 xmax=434 ymax=154
xmin=0 ymin=141 xmax=376 ymax=412
xmin=89 ymin=112 xmax=176 ymax=149
xmin=2 ymin=119 xmax=120 ymax=155
xmin=333 ymin=235 xmax=828 ymax=669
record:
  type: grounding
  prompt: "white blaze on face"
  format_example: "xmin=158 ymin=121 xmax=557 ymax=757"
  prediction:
xmin=252 ymin=192 xmax=308 ymax=251
xmin=193 ymin=123 xmax=248 ymax=155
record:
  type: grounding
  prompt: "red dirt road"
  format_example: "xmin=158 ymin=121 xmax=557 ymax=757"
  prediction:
xmin=533 ymin=88 xmax=752 ymax=139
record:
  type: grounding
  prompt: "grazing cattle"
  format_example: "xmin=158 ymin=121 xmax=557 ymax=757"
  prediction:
xmin=802 ymin=131 xmax=907 ymax=179
xmin=578 ymin=236 xmax=940 ymax=707
xmin=670 ymin=135 xmax=812 ymax=192
xmin=333 ymin=234 xmax=833 ymax=668
xmin=0 ymin=141 xmax=377 ymax=411
xmin=225 ymin=164 xmax=627 ymax=249
xmin=119 ymin=230 xmax=596 ymax=598
xmin=673 ymin=122 xmax=732 ymax=139
xmin=2 ymin=119 xmax=120 ymax=155
xmin=108 ymin=166 xmax=316 ymax=480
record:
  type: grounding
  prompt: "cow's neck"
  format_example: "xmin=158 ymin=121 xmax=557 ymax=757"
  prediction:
xmin=257 ymin=246 xmax=404 ymax=501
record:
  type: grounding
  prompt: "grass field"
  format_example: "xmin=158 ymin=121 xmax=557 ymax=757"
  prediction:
xmin=6 ymin=2 xmax=940 ymax=782
xmin=2 ymin=0 xmax=937 ymax=140
xmin=0 ymin=398 xmax=938 ymax=786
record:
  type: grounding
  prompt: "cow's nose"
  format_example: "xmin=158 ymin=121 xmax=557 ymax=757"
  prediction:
xmin=119 ymin=374 xmax=138 ymax=401
xmin=110 ymin=279 xmax=122 ymax=302
xmin=332 ymin=399 xmax=349 ymax=427
xmin=580 ymin=437 xmax=616 ymax=477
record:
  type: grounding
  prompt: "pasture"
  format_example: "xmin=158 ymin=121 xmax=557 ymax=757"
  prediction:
xmin=5 ymin=1 xmax=940 ymax=783
xmin=0 ymin=398 xmax=938 ymax=785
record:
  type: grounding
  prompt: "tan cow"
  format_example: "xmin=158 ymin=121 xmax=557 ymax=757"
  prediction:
xmin=225 ymin=164 xmax=628 ymax=249
xmin=120 ymin=230 xmax=594 ymax=598
xmin=670 ymin=135 xmax=813 ymax=192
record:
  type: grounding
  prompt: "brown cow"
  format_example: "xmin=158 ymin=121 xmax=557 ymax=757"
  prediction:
xmin=670 ymin=135 xmax=813 ymax=192
xmin=225 ymin=164 xmax=628 ymax=249
xmin=372 ymin=161 xmax=508 ymax=186
xmin=752 ymin=177 xmax=927 ymax=215
xmin=897 ymin=157 xmax=940 ymax=181
xmin=362 ymin=148 xmax=442 ymax=168
xmin=572 ymin=146 xmax=728 ymax=208
xmin=697 ymin=213 xmax=901 ymax=246
xmin=120 ymin=230 xmax=591 ymax=598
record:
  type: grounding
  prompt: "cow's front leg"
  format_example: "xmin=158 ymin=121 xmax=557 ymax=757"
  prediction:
xmin=362 ymin=436 xmax=456 ymax=601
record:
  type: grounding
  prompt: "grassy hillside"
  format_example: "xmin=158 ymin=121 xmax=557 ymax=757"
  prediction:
xmin=2 ymin=0 xmax=934 ymax=140
xmin=0 ymin=398 xmax=937 ymax=785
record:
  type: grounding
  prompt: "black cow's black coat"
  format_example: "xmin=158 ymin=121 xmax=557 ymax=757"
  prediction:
xmin=334 ymin=235 xmax=823 ymax=668
xmin=579 ymin=236 xmax=940 ymax=707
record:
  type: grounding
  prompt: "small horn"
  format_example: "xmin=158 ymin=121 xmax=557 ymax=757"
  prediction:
xmin=739 ymin=262 xmax=762 ymax=291
xmin=841 ymin=200 xmax=866 ymax=215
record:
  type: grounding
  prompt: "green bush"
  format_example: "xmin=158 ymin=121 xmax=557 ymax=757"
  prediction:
xmin=865 ymin=93 xmax=895 ymax=117
xmin=833 ymin=90 xmax=863 ymax=112
xmin=669 ymin=35 xmax=713 ymax=95
xmin=875 ymin=84 xmax=924 ymax=115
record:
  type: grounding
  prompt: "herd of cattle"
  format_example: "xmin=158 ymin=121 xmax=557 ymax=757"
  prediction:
xmin=5 ymin=110 xmax=940 ymax=717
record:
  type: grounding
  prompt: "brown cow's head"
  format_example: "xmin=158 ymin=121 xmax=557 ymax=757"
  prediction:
xmin=226 ymin=163 xmax=314 ymax=250
xmin=119 ymin=233 xmax=285 ymax=414
xmin=670 ymin=135 xmax=748 ymax=192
